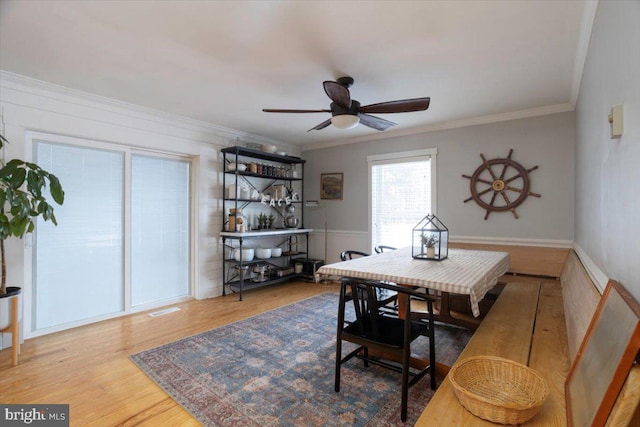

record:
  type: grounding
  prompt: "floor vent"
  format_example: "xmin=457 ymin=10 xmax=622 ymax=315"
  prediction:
xmin=149 ymin=307 xmax=180 ymax=317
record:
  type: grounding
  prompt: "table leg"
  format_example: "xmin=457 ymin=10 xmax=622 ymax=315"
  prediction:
xmin=434 ymin=292 xmax=482 ymax=331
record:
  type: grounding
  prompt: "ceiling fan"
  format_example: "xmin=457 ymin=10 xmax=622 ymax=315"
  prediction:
xmin=262 ymin=77 xmax=430 ymax=132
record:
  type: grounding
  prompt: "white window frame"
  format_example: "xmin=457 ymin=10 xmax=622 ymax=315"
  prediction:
xmin=23 ymin=131 xmax=197 ymax=338
xmin=367 ymin=148 xmax=438 ymax=251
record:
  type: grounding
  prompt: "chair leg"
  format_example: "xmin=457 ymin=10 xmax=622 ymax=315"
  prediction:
xmin=429 ymin=311 xmax=437 ymax=390
xmin=335 ymin=337 xmax=342 ymax=392
xmin=401 ymin=352 xmax=410 ymax=422
xmin=363 ymin=346 xmax=369 ymax=367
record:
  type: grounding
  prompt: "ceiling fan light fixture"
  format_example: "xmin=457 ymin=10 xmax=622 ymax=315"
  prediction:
xmin=331 ymin=114 xmax=360 ymax=129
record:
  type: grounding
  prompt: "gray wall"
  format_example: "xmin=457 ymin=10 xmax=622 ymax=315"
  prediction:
xmin=575 ymin=1 xmax=640 ymax=300
xmin=303 ymin=112 xmax=575 ymax=241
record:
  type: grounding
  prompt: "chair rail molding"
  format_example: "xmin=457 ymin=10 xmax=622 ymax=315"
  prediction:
xmin=572 ymin=242 xmax=608 ymax=294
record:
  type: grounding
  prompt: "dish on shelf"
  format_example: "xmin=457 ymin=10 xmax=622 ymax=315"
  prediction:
xmin=256 ymin=248 xmax=272 ymax=259
xmin=260 ymin=144 xmax=278 ymax=153
xmin=227 ymin=163 xmax=247 ymax=172
xmin=271 ymin=247 xmax=282 ymax=257
xmin=234 ymin=248 xmax=254 ymax=262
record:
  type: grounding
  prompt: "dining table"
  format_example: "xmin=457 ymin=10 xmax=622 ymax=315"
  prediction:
xmin=315 ymin=247 xmax=510 ymax=330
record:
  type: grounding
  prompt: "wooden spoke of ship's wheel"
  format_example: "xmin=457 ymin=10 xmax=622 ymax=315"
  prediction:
xmin=462 ymin=150 xmax=540 ymax=220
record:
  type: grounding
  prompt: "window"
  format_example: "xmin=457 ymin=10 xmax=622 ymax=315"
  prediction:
xmin=31 ymin=133 xmax=193 ymax=334
xmin=368 ymin=149 xmax=437 ymax=251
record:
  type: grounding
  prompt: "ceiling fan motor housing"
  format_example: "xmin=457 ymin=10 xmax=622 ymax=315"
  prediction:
xmin=330 ymin=100 xmax=360 ymax=117
xmin=336 ymin=76 xmax=355 ymax=88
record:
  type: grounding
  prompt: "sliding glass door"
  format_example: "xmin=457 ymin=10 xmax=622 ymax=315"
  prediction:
xmin=33 ymin=136 xmax=192 ymax=333
xmin=131 ymin=154 xmax=190 ymax=306
xmin=34 ymin=142 xmax=124 ymax=330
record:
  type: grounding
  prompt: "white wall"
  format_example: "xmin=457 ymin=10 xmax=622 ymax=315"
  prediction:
xmin=0 ymin=72 xmax=295 ymax=337
xmin=574 ymin=1 xmax=640 ymax=299
xmin=302 ymin=112 xmax=575 ymax=263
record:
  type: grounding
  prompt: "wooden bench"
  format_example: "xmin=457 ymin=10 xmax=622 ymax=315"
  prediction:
xmin=416 ymin=249 xmax=640 ymax=426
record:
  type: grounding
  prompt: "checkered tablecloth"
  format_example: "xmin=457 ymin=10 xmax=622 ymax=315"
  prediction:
xmin=316 ymin=247 xmax=510 ymax=317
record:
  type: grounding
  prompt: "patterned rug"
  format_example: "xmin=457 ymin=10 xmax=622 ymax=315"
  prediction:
xmin=130 ymin=293 xmax=472 ymax=426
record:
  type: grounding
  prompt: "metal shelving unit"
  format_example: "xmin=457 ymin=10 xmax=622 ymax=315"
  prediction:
xmin=220 ymin=146 xmax=310 ymax=300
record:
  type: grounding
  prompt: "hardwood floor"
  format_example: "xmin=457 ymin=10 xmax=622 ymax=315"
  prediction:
xmin=0 ymin=281 xmax=339 ymax=426
xmin=0 ymin=274 xmax=538 ymax=426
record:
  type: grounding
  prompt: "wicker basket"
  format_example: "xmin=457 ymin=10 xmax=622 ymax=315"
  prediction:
xmin=448 ymin=356 xmax=549 ymax=425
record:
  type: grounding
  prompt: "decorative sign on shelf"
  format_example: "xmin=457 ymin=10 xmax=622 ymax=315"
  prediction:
xmin=462 ymin=149 xmax=540 ymax=220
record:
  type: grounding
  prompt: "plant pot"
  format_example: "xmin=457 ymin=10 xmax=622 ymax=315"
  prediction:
xmin=0 ymin=287 xmax=21 ymax=330
xmin=427 ymin=247 xmax=436 ymax=258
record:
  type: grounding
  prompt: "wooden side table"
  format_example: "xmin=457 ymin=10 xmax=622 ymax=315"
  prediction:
xmin=1 ymin=290 xmax=20 ymax=366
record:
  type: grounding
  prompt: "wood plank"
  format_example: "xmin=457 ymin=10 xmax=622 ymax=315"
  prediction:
xmin=560 ymin=250 xmax=601 ymax=360
xmin=605 ymin=365 xmax=640 ymax=427
xmin=450 ymin=242 xmax=569 ymax=278
xmin=0 ymin=281 xmax=338 ymax=426
xmin=525 ymin=281 xmax=570 ymax=427
xmin=415 ymin=282 xmax=540 ymax=426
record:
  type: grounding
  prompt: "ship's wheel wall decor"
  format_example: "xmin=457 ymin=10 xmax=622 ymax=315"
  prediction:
xmin=463 ymin=149 xmax=541 ymax=220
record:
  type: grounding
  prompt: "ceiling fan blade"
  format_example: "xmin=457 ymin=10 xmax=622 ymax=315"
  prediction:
xmin=359 ymin=113 xmax=397 ymax=131
xmin=323 ymin=81 xmax=351 ymax=109
xmin=359 ymin=97 xmax=430 ymax=114
xmin=263 ymin=108 xmax=330 ymax=113
xmin=307 ymin=118 xmax=332 ymax=132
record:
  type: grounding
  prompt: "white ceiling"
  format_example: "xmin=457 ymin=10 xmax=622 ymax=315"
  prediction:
xmin=0 ymin=1 xmax=593 ymax=149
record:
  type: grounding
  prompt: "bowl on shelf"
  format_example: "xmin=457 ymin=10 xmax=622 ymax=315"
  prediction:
xmin=256 ymin=248 xmax=272 ymax=259
xmin=271 ymin=247 xmax=282 ymax=257
xmin=260 ymin=144 xmax=278 ymax=153
xmin=227 ymin=163 xmax=247 ymax=172
xmin=234 ymin=248 xmax=254 ymax=262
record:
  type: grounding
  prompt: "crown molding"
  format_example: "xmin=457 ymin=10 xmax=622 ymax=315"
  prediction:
xmin=570 ymin=0 xmax=599 ymax=106
xmin=302 ymin=102 xmax=574 ymax=152
xmin=0 ymin=70 xmax=284 ymax=147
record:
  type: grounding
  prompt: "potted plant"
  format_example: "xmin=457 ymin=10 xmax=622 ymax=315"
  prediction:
xmin=257 ymin=213 xmax=268 ymax=230
xmin=421 ymin=234 xmax=438 ymax=258
xmin=0 ymin=133 xmax=64 ymax=336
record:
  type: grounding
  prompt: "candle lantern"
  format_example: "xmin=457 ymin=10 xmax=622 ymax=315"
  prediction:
xmin=412 ymin=214 xmax=449 ymax=261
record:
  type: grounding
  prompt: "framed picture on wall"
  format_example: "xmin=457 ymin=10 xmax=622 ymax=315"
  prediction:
xmin=565 ymin=279 xmax=640 ymax=427
xmin=320 ymin=173 xmax=343 ymax=200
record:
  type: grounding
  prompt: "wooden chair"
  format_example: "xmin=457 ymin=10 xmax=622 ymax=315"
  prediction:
xmin=374 ymin=245 xmax=397 ymax=254
xmin=340 ymin=250 xmax=398 ymax=313
xmin=340 ymin=250 xmax=370 ymax=260
xmin=335 ymin=278 xmax=437 ymax=422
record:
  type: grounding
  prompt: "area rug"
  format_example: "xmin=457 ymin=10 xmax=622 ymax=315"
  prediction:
xmin=130 ymin=293 xmax=472 ymax=426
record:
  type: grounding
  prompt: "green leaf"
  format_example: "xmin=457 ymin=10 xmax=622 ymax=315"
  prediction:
xmin=48 ymin=175 xmax=65 ymax=205
xmin=9 ymin=167 xmax=27 ymax=189
xmin=0 ymin=160 xmax=21 ymax=179
xmin=27 ymin=170 xmax=42 ymax=198
xmin=10 ymin=216 xmax=30 ymax=237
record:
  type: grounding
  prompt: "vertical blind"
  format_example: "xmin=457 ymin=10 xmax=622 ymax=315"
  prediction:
xmin=371 ymin=157 xmax=432 ymax=250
